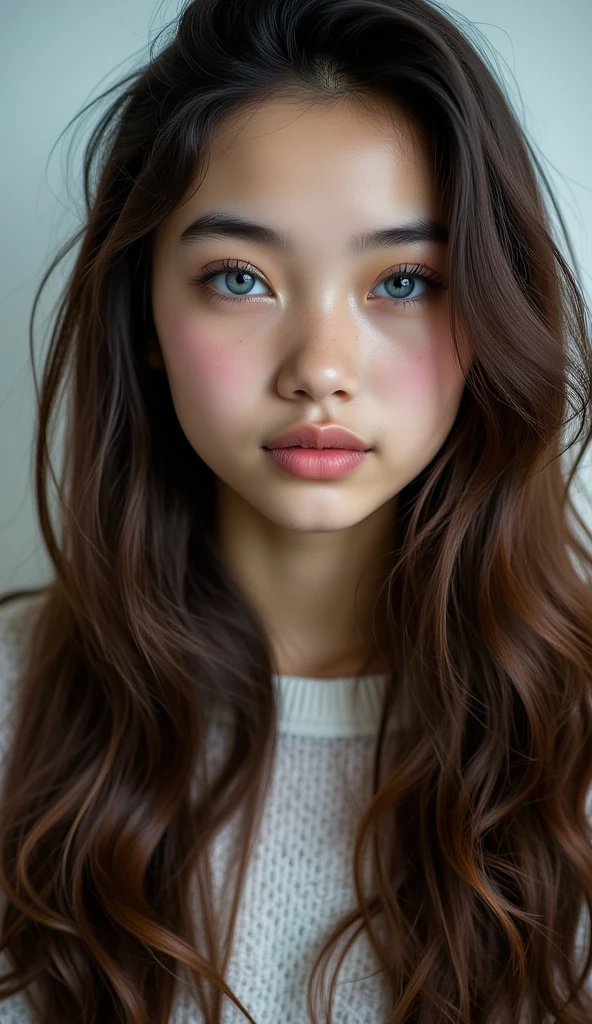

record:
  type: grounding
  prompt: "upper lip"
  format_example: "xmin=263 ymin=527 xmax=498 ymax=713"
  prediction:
xmin=263 ymin=423 xmax=371 ymax=451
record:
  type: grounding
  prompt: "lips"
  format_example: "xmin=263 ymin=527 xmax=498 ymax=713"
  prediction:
xmin=263 ymin=422 xmax=371 ymax=451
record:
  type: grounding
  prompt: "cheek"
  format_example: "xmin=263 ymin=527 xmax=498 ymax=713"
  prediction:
xmin=165 ymin=320 xmax=255 ymax=415
xmin=380 ymin=326 xmax=462 ymax=408
xmin=153 ymin=306 xmax=261 ymax=458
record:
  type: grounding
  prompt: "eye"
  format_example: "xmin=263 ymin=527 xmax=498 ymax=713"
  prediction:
xmin=190 ymin=259 xmax=270 ymax=303
xmin=190 ymin=258 xmax=446 ymax=308
xmin=372 ymin=270 xmax=430 ymax=303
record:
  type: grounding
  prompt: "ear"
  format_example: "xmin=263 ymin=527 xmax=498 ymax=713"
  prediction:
xmin=145 ymin=335 xmax=165 ymax=371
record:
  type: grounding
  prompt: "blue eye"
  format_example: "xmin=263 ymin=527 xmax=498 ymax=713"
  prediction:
xmin=199 ymin=265 xmax=269 ymax=300
xmin=373 ymin=272 xmax=428 ymax=302
xmin=191 ymin=258 xmax=446 ymax=308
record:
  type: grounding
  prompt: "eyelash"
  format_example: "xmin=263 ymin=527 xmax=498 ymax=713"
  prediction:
xmin=190 ymin=258 xmax=446 ymax=309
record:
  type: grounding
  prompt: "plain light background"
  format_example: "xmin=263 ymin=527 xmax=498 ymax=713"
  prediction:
xmin=1 ymin=0 xmax=591 ymax=592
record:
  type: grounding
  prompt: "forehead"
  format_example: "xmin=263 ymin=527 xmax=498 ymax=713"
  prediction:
xmin=211 ymin=92 xmax=423 ymax=153
xmin=213 ymin=94 xmax=434 ymax=193
xmin=161 ymin=95 xmax=442 ymax=252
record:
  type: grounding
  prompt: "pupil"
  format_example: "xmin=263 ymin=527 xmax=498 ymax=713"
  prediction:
xmin=390 ymin=274 xmax=413 ymax=297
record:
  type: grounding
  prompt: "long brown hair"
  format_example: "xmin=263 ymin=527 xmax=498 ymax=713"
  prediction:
xmin=1 ymin=0 xmax=592 ymax=1020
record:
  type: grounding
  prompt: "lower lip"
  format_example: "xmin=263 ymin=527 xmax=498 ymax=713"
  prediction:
xmin=262 ymin=447 xmax=370 ymax=479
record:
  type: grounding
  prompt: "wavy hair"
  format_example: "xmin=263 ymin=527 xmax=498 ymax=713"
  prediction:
xmin=1 ymin=0 xmax=592 ymax=1020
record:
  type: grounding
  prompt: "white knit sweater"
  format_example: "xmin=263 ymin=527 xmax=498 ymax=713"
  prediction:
xmin=0 ymin=593 xmax=398 ymax=1023
xmin=0 ymin=594 xmax=589 ymax=1024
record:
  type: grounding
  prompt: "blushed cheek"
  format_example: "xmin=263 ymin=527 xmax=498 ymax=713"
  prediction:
xmin=380 ymin=328 xmax=463 ymax=410
xmin=166 ymin=324 xmax=252 ymax=409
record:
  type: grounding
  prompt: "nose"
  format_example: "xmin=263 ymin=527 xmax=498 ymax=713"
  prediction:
xmin=274 ymin=308 xmax=363 ymax=403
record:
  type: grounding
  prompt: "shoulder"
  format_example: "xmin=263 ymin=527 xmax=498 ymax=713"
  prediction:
xmin=0 ymin=590 xmax=48 ymax=755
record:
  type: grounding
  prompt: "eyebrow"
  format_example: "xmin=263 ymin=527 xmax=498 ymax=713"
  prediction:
xmin=178 ymin=210 xmax=448 ymax=255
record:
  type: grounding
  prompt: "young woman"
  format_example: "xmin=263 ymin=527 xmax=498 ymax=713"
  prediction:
xmin=0 ymin=0 xmax=591 ymax=1021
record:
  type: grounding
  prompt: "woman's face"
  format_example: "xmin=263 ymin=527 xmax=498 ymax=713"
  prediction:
xmin=150 ymin=95 xmax=467 ymax=535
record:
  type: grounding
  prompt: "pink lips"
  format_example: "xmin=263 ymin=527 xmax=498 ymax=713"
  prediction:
xmin=262 ymin=422 xmax=373 ymax=480
xmin=263 ymin=446 xmax=370 ymax=480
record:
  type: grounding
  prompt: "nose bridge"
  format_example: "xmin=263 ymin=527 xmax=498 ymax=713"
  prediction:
xmin=291 ymin=276 xmax=360 ymax=358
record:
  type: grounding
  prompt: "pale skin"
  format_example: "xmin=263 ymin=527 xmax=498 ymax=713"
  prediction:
xmin=148 ymin=94 xmax=469 ymax=679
